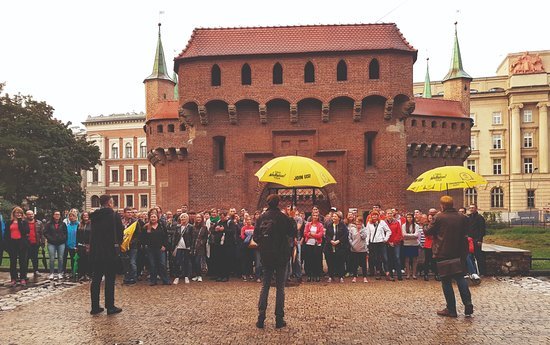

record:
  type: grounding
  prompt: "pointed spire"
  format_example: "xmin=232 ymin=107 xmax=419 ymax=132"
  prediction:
xmin=443 ymin=22 xmax=472 ymax=81
xmin=173 ymin=71 xmax=179 ymax=100
xmin=144 ymin=23 xmax=174 ymax=83
xmin=423 ymin=58 xmax=432 ymax=98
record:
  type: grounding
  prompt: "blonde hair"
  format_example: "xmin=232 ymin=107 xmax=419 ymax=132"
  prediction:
xmin=11 ymin=207 xmax=24 ymax=221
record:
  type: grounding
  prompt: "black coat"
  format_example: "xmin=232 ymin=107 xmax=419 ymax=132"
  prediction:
xmin=253 ymin=206 xmax=296 ymax=268
xmin=324 ymin=222 xmax=350 ymax=253
xmin=89 ymin=207 xmax=124 ymax=262
xmin=468 ymin=212 xmax=486 ymax=242
xmin=43 ymin=220 xmax=68 ymax=245
xmin=3 ymin=219 xmax=30 ymax=243
xmin=172 ymin=223 xmax=194 ymax=250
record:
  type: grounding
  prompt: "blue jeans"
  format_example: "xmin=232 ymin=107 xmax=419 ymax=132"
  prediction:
xmin=146 ymin=247 xmax=170 ymax=284
xmin=254 ymin=249 xmax=263 ymax=279
xmin=175 ymin=249 xmax=193 ymax=278
xmin=466 ymin=253 xmax=477 ymax=275
xmin=48 ymin=243 xmax=65 ymax=274
xmin=124 ymin=248 xmax=138 ymax=282
xmin=441 ymin=273 xmax=472 ymax=313
xmin=292 ymin=243 xmax=302 ymax=278
xmin=387 ymin=244 xmax=402 ymax=278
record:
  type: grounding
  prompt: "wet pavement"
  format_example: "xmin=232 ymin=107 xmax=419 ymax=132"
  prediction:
xmin=0 ymin=275 xmax=549 ymax=345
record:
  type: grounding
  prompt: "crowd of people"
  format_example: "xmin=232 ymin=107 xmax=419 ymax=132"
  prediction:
xmin=0 ymin=200 xmax=486 ymax=289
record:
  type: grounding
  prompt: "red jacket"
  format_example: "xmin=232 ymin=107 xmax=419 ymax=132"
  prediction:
xmin=304 ymin=221 xmax=325 ymax=245
xmin=386 ymin=219 xmax=403 ymax=245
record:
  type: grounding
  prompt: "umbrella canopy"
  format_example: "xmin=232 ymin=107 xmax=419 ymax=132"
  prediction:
xmin=407 ymin=166 xmax=487 ymax=192
xmin=255 ymin=155 xmax=336 ymax=188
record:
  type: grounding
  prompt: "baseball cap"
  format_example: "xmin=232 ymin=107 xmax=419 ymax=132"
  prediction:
xmin=330 ymin=207 xmax=337 ymax=212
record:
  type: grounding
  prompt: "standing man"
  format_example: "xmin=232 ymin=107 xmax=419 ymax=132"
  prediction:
xmin=468 ymin=204 xmax=486 ymax=277
xmin=25 ymin=210 xmax=45 ymax=277
xmin=121 ymin=207 xmax=140 ymax=285
xmin=89 ymin=194 xmax=124 ymax=315
xmin=254 ymin=194 xmax=295 ymax=329
xmin=425 ymin=196 xmax=474 ymax=318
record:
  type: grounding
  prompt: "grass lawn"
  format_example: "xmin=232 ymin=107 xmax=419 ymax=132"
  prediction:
xmin=485 ymin=226 xmax=550 ymax=270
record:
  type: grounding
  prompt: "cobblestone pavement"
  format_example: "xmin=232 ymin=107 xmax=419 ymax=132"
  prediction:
xmin=0 ymin=276 xmax=549 ymax=345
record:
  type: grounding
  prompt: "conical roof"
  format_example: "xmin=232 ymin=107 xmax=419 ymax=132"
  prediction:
xmin=443 ymin=23 xmax=472 ymax=81
xmin=423 ymin=58 xmax=432 ymax=98
xmin=144 ymin=23 xmax=174 ymax=83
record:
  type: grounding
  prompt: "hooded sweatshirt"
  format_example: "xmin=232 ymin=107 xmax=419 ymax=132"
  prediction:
xmin=66 ymin=221 xmax=79 ymax=249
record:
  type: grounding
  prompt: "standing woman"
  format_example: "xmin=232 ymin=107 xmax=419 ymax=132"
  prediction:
xmin=141 ymin=209 xmax=170 ymax=285
xmin=324 ymin=212 xmax=349 ymax=283
xmin=240 ymin=213 xmax=255 ymax=281
xmin=5 ymin=207 xmax=30 ymax=286
xmin=191 ymin=213 xmax=208 ymax=282
xmin=43 ymin=210 xmax=68 ymax=280
xmin=77 ymin=212 xmax=92 ymax=281
xmin=402 ymin=213 xmax=420 ymax=279
xmin=423 ymin=213 xmax=439 ymax=281
xmin=172 ymin=213 xmax=194 ymax=284
xmin=348 ymin=217 xmax=369 ymax=283
xmin=303 ymin=212 xmax=325 ymax=282
xmin=64 ymin=210 xmax=79 ymax=278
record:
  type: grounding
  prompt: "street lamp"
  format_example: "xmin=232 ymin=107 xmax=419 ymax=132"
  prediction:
xmin=529 ymin=167 xmax=538 ymax=226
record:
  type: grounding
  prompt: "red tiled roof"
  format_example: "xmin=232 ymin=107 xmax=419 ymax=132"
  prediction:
xmin=176 ymin=24 xmax=416 ymax=62
xmin=148 ymin=101 xmax=179 ymax=121
xmin=412 ymin=98 xmax=466 ymax=118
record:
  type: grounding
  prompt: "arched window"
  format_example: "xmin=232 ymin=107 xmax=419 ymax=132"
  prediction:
xmin=273 ymin=63 xmax=283 ymax=84
xmin=111 ymin=143 xmax=119 ymax=159
xmin=465 ymin=188 xmax=477 ymax=206
xmin=304 ymin=61 xmax=315 ymax=83
xmin=337 ymin=60 xmax=347 ymax=81
xmin=451 ymin=122 xmax=457 ymax=129
xmin=241 ymin=63 xmax=251 ymax=85
xmin=179 ymin=123 xmax=186 ymax=131
xmin=442 ymin=122 xmax=447 ymax=128
xmin=211 ymin=64 xmax=221 ymax=86
xmin=431 ymin=121 xmax=437 ymax=128
xmin=491 ymin=187 xmax=504 ymax=208
xmin=125 ymin=142 xmax=132 ymax=158
xmin=91 ymin=195 xmax=100 ymax=208
xmin=139 ymin=142 xmax=147 ymax=158
xmin=157 ymin=124 xmax=163 ymax=133
xmin=167 ymin=124 xmax=175 ymax=132
xmin=369 ymin=59 xmax=380 ymax=79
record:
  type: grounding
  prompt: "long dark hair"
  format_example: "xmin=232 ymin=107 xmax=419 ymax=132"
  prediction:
xmin=405 ymin=212 xmax=415 ymax=234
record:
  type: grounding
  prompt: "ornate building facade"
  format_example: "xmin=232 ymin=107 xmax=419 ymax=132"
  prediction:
xmin=145 ymin=24 xmax=472 ymax=214
xmin=414 ymin=50 xmax=550 ymax=221
xmin=82 ymin=113 xmax=156 ymax=211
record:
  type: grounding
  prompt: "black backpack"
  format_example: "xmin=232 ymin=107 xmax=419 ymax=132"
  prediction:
xmin=257 ymin=218 xmax=287 ymax=267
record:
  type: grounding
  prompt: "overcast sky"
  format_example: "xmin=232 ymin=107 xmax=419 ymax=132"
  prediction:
xmin=1 ymin=0 xmax=548 ymax=126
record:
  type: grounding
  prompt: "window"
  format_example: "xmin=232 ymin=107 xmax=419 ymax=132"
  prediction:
xmin=523 ymin=133 xmax=533 ymax=148
xmin=467 ymin=159 xmax=476 ymax=172
xmin=125 ymin=169 xmax=133 ymax=182
xmin=125 ymin=195 xmax=133 ymax=208
xmin=112 ymin=195 xmax=119 ymax=208
xmin=470 ymin=113 xmax=475 ymax=126
xmin=493 ymin=159 xmax=502 ymax=175
xmin=431 ymin=121 xmax=437 ymax=128
xmin=451 ymin=122 xmax=457 ymax=129
xmin=111 ymin=169 xmax=119 ymax=182
xmin=336 ymin=60 xmax=347 ymax=81
xmin=470 ymin=135 xmax=477 ymax=150
xmin=125 ymin=143 xmax=132 ymax=158
xmin=524 ymin=157 xmax=534 ymax=174
xmin=92 ymin=168 xmax=98 ymax=183
xmin=140 ymin=168 xmax=148 ymax=182
xmin=139 ymin=142 xmax=147 ymax=158
xmin=179 ymin=123 xmax=186 ymax=131
xmin=304 ymin=62 xmax=315 ymax=83
xmin=211 ymin=64 xmax=221 ymax=86
xmin=411 ymin=119 xmax=417 ymax=127
xmin=213 ymin=136 xmax=226 ymax=171
xmin=492 ymin=112 xmax=502 ymax=125
xmin=111 ymin=143 xmax=119 ymax=159
xmin=140 ymin=194 xmax=148 ymax=209
xmin=167 ymin=124 xmax=174 ymax=132
xmin=364 ymin=132 xmax=377 ymax=168
xmin=91 ymin=195 xmax=100 ymax=208
xmin=523 ymin=109 xmax=533 ymax=123
xmin=273 ymin=63 xmax=283 ymax=84
xmin=492 ymin=134 xmax=502 ymax=149
xmin=369 ymin=59 xmax=380 ymax=79
xmin=442 ymin=122 xmax=447 ymax=128
xmin=465 ymin=188 xmax=477 ymax=206
xmin=527 ymin=190 xmax=535 ymax=208
xmin=491 ymin=187 xmax=504 ymax=208
xmin=157 ymin=125 xmax=163 ymax=133
xmin=241 ymin=63 xmax=251 ymax=85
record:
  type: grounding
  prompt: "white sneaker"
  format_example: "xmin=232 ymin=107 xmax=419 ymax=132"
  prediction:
xmin=340 ymin=278 xmax=344 ymax=283
xmin=191 ymin=276 xmax=198 ymax=281
xmin=58 ymin=273 xmax=64 ymax=280
xmin=48 ymin=274 xmax=54 ymax=280
xmin=173 ymin=278 xmax=179 ymax=285
xmin=327 ymin=277 xmax=332 ymax=283
xmin=363 ymin=277 xmax=369 ymax=283
xmin=197 ymin=276 xmax=203 ymax=282
xmin=472 ymin=273 xmax=480 ymax=280
xmin=184 ymin=277 xmax=190 ymax=284
xmin=352 ymin=277 xmax=357 ymax=283
xmin=34 ymin=271 xmax=41 ymax=277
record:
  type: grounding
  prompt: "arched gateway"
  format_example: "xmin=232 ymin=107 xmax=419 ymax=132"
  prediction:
xmin=257 ymin=184 xmax=336 ymax=216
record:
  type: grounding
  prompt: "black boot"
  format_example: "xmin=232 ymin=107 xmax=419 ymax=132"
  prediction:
xmin=256 ymin=315 xmax=265 ymax=329
xmin=276 ymin=318 xmax=287 ymax=329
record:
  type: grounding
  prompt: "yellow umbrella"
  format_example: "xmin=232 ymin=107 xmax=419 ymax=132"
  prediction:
xmin=407 ymin=166 xmax=487 ymax=193
xmin=255 ymin=155 xmax=336 ymax=188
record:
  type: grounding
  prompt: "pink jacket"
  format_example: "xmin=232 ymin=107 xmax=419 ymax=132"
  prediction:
xmin=304 ymin=221 xmax=325 ymax=245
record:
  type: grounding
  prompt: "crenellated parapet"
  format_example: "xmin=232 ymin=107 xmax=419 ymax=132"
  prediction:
xmin=147 ymin=147 xmax=188 ymax=167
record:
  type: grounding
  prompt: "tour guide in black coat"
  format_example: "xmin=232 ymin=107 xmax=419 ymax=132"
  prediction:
xmin=89 ymin=195 xmax=124 ymax=315
xmin=253 ymin=194 xmax=296 ymax=329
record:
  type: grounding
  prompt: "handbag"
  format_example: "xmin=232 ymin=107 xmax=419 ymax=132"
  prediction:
xmin=436 ymin=258 xmax=463 ymax=278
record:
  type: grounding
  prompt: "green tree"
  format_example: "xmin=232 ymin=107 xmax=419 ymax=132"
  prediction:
xmin=0 ymin=83 xmax=100 ymax=212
